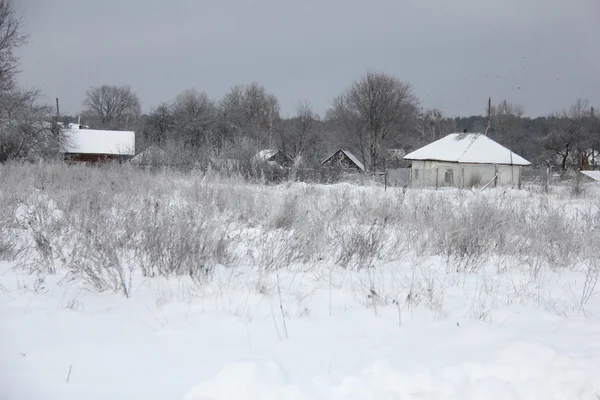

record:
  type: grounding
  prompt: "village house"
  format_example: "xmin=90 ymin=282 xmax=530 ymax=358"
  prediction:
xmin=60 ymin=123 xmax=135 ymax=163
xmin=403 ymin=132 xmax=531 ymax=188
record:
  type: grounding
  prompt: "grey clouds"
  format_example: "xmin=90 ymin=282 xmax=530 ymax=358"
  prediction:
xmin=16 ymin=0 xmax=600 ymax=118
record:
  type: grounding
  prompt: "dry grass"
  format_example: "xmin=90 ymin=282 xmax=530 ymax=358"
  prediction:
xmin=1 ymin=161 xmax=599 ymax=303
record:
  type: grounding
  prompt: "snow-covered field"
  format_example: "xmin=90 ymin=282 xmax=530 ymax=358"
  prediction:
xmin=1 ymin=163 xmax=600 ymax=400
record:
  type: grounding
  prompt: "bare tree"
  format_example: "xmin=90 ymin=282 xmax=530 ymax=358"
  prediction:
xmin=569 ymin=99 xmax=595 ymax=169
xmin=278 ymin=100 xmax=322 ymax=163
xmin=0 ymin=0 xmax=27 ymax=94
xmin=0 ymin=89 xmax=58 ymax=162
xmin=82 ymin=85 xmax=141 ymax=130
xmin=489 ymin=100 xmax=526 ymax=157
xmin=329 ymin=71 xmax=420 ymax=171
xmin=416 ymin=108 xmax=455 ymax=143
xmin=0 ymin=2 xmax=62 ymax=162
xmin=141 ymin=102 xmax=174 ymax=146
xmin=219 ymin=83 xmax=280 ymax=147
xmin=219 ymin=84 xmax=246 ymax=139
xmin=542 ymin=99 xmax=593 ymax=170
xmin=170 ymin=88 xmax=217 ymax=151
xmin=491 ymin=100 xmax=524 ymax=118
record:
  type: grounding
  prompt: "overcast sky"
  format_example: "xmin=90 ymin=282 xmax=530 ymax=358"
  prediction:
xmin=16 ymin=0 xmax=600 ymax=119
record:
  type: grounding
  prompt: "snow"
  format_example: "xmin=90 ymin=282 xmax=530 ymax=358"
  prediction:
xmin=2 ymin=258 xmax=600 ymax=400
xmin=60 ymin=126 xmax=135 ymax=156
xmin=253 ymin=149 xmax=280 ymax=162
xmin=182 ymin=361 xmax=306 ymax=400
xmin=404 ymin=133 xmax=531 ymax=166
xmin=2 ymin=177 xmax=600 ymax=400
xmin=581 ymin=170 xmax=600 ymax=182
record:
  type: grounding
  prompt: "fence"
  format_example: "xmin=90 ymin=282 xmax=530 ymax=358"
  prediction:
xmin=384 ymin=167 xmax=589 ymax=191
xmin=386 ymin=168 xmax=480 ymax=189
xmin=130 ymin=158 xmax=589 ymax=190
xmin=520 ymin=167 xmax=579 ymax=186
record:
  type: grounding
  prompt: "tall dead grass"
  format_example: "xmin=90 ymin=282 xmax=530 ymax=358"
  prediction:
xmin=0 ymin=161 xmax=598 ymax=299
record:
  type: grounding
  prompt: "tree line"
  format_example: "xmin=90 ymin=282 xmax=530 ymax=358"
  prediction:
xmin=1 ymin=0 xmax=598 ymax=171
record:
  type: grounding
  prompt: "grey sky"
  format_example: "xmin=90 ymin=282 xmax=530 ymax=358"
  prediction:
xmin=17 ymin=0 xmax=600 ymax=119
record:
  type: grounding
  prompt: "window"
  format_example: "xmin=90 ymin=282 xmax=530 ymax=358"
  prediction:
xmin=445 ymin=169 xmax=454 ymax=185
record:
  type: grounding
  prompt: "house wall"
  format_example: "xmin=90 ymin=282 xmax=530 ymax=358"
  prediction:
xmin=410 ymin=161 xmax=521 ymax=188
xmin=64 ymin=153 xmax=132 ymax=164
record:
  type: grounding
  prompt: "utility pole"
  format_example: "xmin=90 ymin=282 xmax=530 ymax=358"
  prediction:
xmin=54 ymin=98 xmax=61 ymax=156
xmin=592 ymin=106 xmax=596 ymax=169
xmin=485 ymin=97 xmax=491 ymax=136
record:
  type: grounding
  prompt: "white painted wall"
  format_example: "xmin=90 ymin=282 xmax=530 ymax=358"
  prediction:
xmin=410 ymin=161 xmax=521 ymax=188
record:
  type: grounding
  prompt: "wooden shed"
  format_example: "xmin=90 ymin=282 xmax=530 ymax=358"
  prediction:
xmin=321 ymin=149 xmax=366 ymax=172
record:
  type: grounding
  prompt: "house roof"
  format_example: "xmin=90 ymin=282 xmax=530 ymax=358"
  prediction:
xmin=403 ymin=133 xmax=531 ymax=166
xmin=581 ymin=171 xmax=600 ymax=182
xmin=322 ymin=149 xmax=366 ymax=172
xmin=253 ymin=149 xmax=280 ymax=162
xmin=130 ymin=145 xmax=166 ymax=164
xmin=60 ymin=126 xmax=135 ymax=156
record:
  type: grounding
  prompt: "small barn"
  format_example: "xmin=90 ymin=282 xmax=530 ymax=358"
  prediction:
xmin=403 ymin=132 xmax=531 ymax=188
xmin=252 ymin=149 xmax=293 ymax=168
xmin=321 ymin=149 xmax=366 ymax=172
xmin=60 ymin=123 xmax=135 ymax=163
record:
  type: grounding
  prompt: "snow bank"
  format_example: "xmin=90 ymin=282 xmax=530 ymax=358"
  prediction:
xmin=183 ymin=361 xmax=308 ymax=400
xmin=183 ymin=344 xmax=600 ymax=400
xmin=333 ymin=343 xmax=600 ymax=400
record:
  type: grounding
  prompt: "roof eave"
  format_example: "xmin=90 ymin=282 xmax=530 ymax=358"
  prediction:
xmin=404 ymin=157 xmax=531 ymax=166
xmin=62 ymin=152 xmax=134 ymax=156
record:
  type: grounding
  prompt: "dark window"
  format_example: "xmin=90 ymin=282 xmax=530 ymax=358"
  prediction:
xmin=445 ymin=169 xmax=454 ymax=185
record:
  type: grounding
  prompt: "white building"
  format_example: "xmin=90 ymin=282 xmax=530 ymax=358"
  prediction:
xmin=60 ymin=123 xmax=135 ymax=163
xmin=403 ymin=132 xmax=531 ymax=188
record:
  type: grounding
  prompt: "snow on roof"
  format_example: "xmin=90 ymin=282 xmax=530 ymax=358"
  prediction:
xmin=404 ymin=133 xmax=531 ymax=166
xmin=581 ymin=171 xmax=600 ymax=182
xmin=322 ymin=149 xmax=366 ymax=172
xmin=130 ymin=145 xmax=166 ymax=164
xmin=60 ymin=126 xmax=135 ymax=156
xmin=253 ymin=149 xmax=280 ymax=162
xmin=342 ymin=149 xmax=366 ymax=171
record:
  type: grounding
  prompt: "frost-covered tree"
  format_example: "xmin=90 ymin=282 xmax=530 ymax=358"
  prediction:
xmin=142 ymin=102 xmax=175 ymax=146
xmin=542 ymin=99 xmax=595 ymax=170
xmin=0 ymin=1 xmax=58 ymax=162
xmin=329 ymin=71 xmax=420 ymax=171
xmin=416 ymin=108 xmax=455 ymax=143
xmin=170 ymin=88 xmax=217 ymax=150
xmin=278 ymin=100 xmax=322 ymax=162
xmin=0 ymin=0 xmax=26 ymax=94
xmin=82 ymin=85 xmax=141 ymax=130
xmin=219 ymin=83 xmax=280 ymax=147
